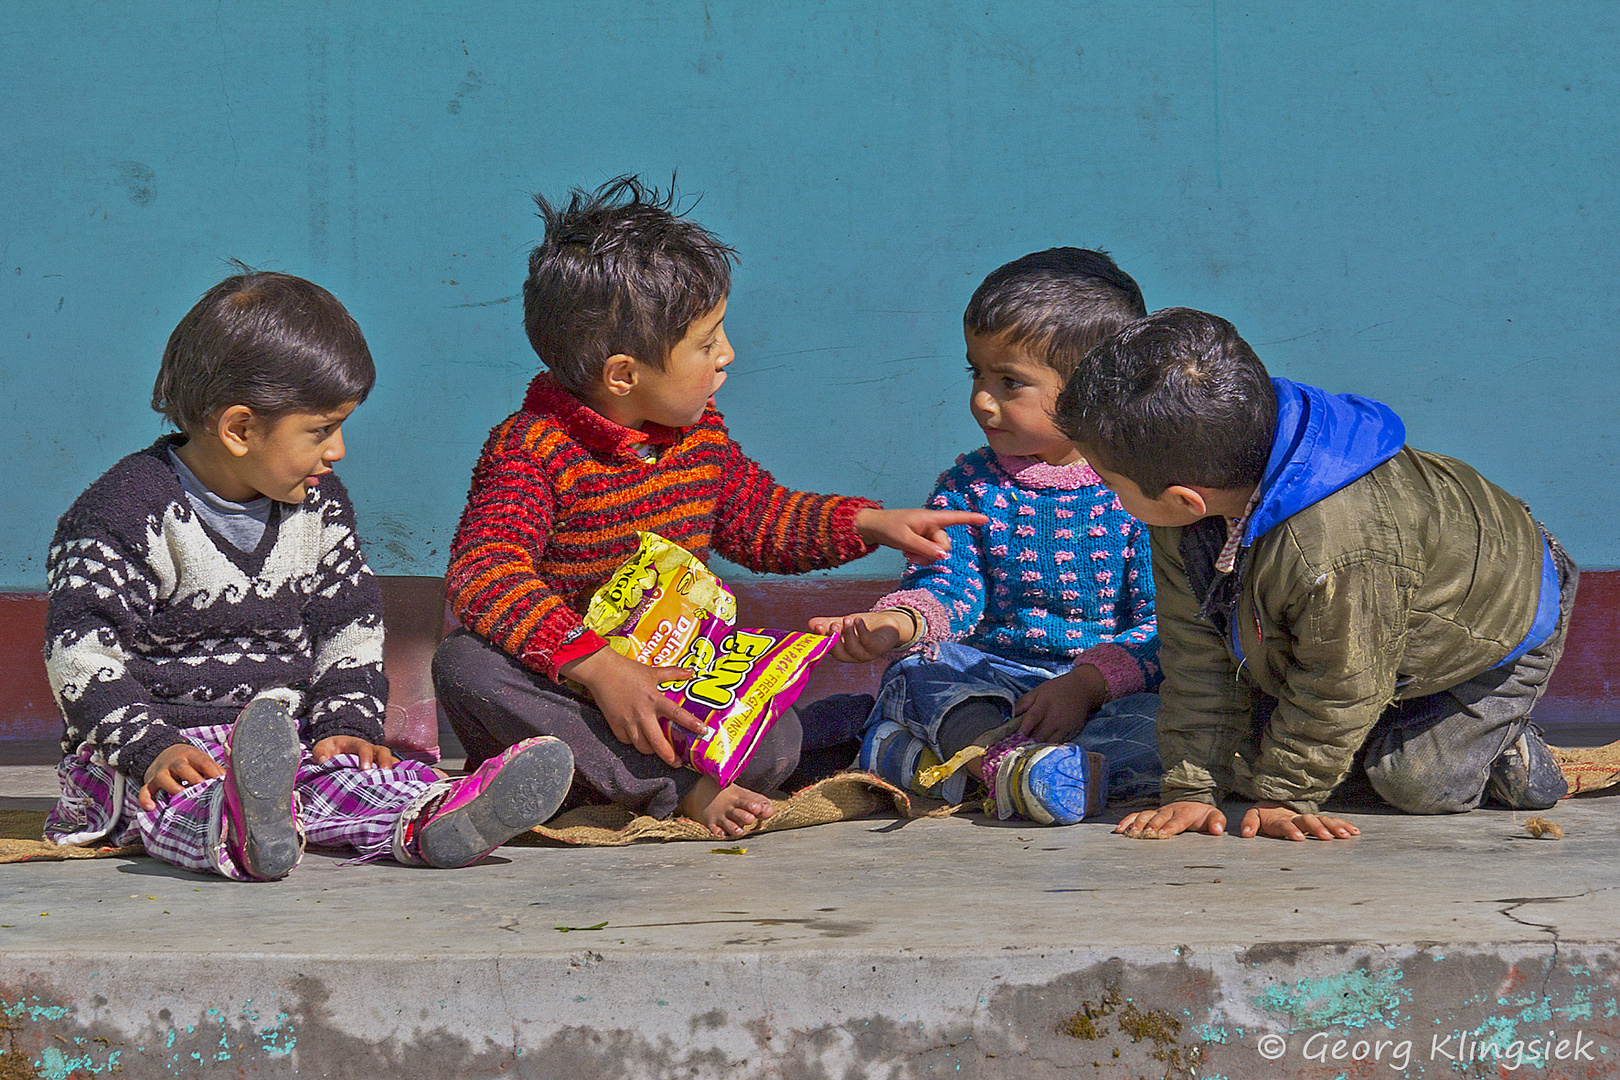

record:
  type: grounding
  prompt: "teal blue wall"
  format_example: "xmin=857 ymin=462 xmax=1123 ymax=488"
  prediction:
xmin=3 ymin=2 xmax=1616 ymax=585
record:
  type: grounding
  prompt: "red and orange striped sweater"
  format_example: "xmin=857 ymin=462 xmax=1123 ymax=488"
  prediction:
xmin=446 ymin=373 xmax=880 ymax=678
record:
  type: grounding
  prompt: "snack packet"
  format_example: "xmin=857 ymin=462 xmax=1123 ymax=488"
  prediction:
xmin=581 ymin=533 xmax=837 ymax=787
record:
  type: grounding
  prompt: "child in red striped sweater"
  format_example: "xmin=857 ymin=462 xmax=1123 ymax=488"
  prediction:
xmin=433 ymin=176 xmax=984 ymax=837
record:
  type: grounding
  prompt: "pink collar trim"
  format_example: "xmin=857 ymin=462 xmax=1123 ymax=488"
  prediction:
xmin=991 ymin=450 xmax=1102 ymax=490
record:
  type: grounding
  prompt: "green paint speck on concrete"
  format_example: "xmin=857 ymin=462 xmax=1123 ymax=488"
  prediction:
xmin=1252 ymin=968 xmax=1410 ymax=1030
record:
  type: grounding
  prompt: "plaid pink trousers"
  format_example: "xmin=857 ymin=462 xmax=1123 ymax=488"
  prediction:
xmin=45 ymin=722 xmax=443 ymax=880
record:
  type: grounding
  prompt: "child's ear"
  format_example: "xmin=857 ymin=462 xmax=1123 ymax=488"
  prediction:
xmin=601 ymin=353 xmax=640 ymax=399
xmin=215 ymin=405 xmax=259 ymax=458
xmin=1162 ymin=485 xmax=1210 ymax=520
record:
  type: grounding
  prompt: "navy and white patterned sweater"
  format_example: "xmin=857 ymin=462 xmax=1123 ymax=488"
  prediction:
xmin=44 ymin=437 xmax=388 ymax=782
xmin=878 ymin=448 xmax=1161 ymax=699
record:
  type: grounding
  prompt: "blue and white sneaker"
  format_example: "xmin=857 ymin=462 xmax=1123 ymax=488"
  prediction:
xmin=989 ymin=742 xmax=1107 ymax=825
xmin=857 ymin=721 xmax=970 ymax=804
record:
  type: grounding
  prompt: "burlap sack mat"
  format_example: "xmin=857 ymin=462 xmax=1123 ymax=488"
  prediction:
xmin=1552 ymin=739 xmax=1620 ymax=795
xmin=0 ymin=808 xmax=141 ymax=862
xmin=509 ymin=771 xmax=954 ymax=847
xmin=0 ymin=771 xmax=948 ymax=861
xmin=6 ymin=744 xmax=1620 ymax=862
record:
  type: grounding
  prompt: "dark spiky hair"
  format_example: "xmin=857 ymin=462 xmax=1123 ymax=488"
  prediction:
xmin=523 ymin=175 xmax=737 ymax=395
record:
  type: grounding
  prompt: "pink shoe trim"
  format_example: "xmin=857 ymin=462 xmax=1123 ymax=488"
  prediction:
xmin=978 ymin=732 xmax=1035 ymax=806
xmin=428 ymin=737 xmax=546 ymax=822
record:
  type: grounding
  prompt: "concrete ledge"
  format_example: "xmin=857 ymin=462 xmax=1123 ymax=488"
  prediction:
xmin=5 ymin=946 xmax=1618 ymax=1078
xmin=1 ymin=800 xmax=1618 ymax=1078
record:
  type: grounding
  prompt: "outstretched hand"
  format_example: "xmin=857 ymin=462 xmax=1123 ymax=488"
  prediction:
xmin=854 ymin=507 xmax=988 ymax=564
xmin=807 ymin=609 xmax=915 ymax=662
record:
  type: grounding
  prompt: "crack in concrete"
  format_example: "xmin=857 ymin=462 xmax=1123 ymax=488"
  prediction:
xmin=493 ymin=952 xmax=520 ymax=1055
xmin=1494 ymin=902 xmax=1562 ymax=934
xmin=917 ymin=1034 xmax=975 ymax=1055
xmin=1488 ymin=890 xmax=1591 ymax=1013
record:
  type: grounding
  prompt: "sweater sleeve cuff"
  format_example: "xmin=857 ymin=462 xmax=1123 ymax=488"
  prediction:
xmin=1070 ymin=643 xmax=1144 ymax=700
xmin=829 ymin=498 xmax=883 ymax=560
xmin=874 ymin=588 xmax=955 ymax=649
xmin=1251 ymin=782 xmax=1325 ymax=816
xmin=123 ymin=727 xmax=192 ymax=787
xmin=537 ymin=627 xmax=610 ymax=680
xmin=1159 ymin=761 xmax=1220 ymax=807
xmin=307 ymin=714 xmax=387 ymax=747
xmin=302 ymin=687 xmax=388 ymax=747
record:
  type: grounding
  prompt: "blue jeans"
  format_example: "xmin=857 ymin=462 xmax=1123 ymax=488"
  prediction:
xmin=870 ymin=642 xmax=1162 ymax=802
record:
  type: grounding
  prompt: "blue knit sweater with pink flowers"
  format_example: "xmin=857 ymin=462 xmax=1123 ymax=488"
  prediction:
xmin=878 ymin=448 xmax=1161 ymax=699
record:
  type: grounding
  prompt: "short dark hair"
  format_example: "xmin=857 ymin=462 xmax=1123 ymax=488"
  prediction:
xmin=1055 ymin=308 xmax=1277 ymax=497
xmin=963 ymin=248 xmax=1147 ymax=378
xmin=151 ymin=269 xmax=375 ymax=435
xmin=523 ymin=175 xmax=737 ymax=396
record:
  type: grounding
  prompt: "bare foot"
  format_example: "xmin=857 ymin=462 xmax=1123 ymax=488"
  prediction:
xmin=678 ymin=777 xmax=775 ymax=838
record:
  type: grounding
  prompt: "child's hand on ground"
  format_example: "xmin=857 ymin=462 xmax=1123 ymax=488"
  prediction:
xmin=1238 ymin=802 xmax=1360 ymax=841
xmin=311 ymin=736 xmax=399 ymax=770
xmin=1114 ymin=800 xmax=1227 ymax=839
xmin=560 ymin=646 xmax=707 ymax=767
xmin=853 ymin=507 xmax=989 ymax=564
xmin=807 ymin=609 xmax=914 ymax=662
xmin=138 ymin=743 xmax=225 ymax=810
xmin=1014 ymin=664 xmax=1108 ymax=743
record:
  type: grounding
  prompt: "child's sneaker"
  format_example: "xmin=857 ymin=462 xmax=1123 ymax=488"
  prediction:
xmin=1488 ymin=728 xmax=1567 ymax=809
xmin=981 ymin=735 xmax=1106 ymax=825
xmin=221 ymin=698 xmax=303 ymax=880
xmin=413 ymin=736 xmax=574 ymax=868
xmin=857 ymin=721 xmax=970 ymax=804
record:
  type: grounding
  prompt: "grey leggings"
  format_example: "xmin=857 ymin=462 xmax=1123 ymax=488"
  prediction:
xmin=432 ymin=629 xmax=802 ymax=820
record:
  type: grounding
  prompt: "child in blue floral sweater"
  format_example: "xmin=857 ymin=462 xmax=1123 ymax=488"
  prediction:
xmin=813 ymin=249 xmax=1160 ymax=824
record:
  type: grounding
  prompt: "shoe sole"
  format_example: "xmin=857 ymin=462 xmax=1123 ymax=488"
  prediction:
xmin=1014 ymin=746 xmax=1107 ymax=826
xmin=419 ymin=738 xmax=574 ymax=868
xmin=228 ymin=700 xmax=302 ymax=880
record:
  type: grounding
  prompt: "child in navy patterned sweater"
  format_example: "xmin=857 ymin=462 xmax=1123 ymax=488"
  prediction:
xmin=43 ymin=271 xmax=574 ymax=879
xmin=812 ymin=249 xmax=1161 ymax=824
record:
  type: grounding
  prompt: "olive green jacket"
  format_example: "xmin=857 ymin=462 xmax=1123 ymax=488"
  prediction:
xmin=1152 ymin=421 xmax=1548 ymax=814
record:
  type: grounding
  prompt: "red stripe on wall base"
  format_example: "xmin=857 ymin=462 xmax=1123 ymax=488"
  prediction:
xmin=4 ymin=572 xmax=1615 ymax=744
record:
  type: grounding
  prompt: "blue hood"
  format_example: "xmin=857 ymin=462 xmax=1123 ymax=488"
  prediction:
xmin=1231 ymin=377 xmax=1558 ymax=673
xmin=1244 ymin=378 xmax=1406 ymax=545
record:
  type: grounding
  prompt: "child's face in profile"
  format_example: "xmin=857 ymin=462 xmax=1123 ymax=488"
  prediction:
xmin=965 ymin=331 xmax=1081 ymax=466
xmin=235 ymin=401 xmax=357 ymax=504
xmin=627 ymin=300 xmax=734 ymax=429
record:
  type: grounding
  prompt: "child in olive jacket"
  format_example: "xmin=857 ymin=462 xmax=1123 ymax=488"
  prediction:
xmin=1057 ymin=308 xmax=1572 ymax=841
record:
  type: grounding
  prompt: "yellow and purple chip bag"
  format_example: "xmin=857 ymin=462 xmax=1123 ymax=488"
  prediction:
xmin=582 ymin=533 xmax=837 ymax=787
